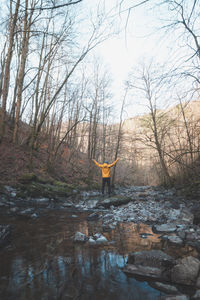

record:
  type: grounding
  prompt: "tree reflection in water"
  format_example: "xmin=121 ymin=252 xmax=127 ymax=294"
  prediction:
xmin=0 ymin=211 xmax=195 ymax=300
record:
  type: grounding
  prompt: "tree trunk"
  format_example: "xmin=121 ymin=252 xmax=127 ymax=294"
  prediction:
xmin=13 ymin=0 xmax=33 ymax=143
xmin=0 ymin=0 xmax=20 ymax=142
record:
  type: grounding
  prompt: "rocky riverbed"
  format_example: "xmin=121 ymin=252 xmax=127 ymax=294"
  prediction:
xmin=1 ymin=184 xmax=200 ymax=299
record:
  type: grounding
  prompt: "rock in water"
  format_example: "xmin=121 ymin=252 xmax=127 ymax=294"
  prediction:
xmin=0 ymin=225 xmax=11 ymax=248
xmin=73 ymin=232 xmax=88 ymax=243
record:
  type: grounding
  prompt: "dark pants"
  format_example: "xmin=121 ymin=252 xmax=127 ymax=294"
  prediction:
xmin=102 ymin=177 xmax=111 ymax=195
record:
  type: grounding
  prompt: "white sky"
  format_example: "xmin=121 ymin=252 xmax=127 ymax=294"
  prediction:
xmin=84 ymin=0 xmax=176 ymax=119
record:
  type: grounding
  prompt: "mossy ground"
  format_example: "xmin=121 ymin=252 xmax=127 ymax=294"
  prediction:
xmin=16 ymin=182 xmax=78 ymax=199
xmin=14 ymin=172 xmax=79 ymax=199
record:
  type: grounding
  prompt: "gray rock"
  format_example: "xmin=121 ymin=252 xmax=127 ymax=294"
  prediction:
xmin=95 ymin=235 xmax=108 ymax=244
xmin=124 ymin=264 xmax=164 ymax=279
xmin=103 ymin=213 xmax=114 ymax=220
xmin=5 ymin=186 xmax=17 ymax=196
xmin=153 ymin=224 xmax=177 ymax=233
xmin=10 ymin=207 xmax=18 ymax=213
xmin=196 ymin=276 xmax=200 ymax=288
xmin=170 ymin=209 xmax=181 ymax=220
xmin=6 ymin=201 xmax=15 ymax=206
xmin=124 ymin=250 xmax=175 ymax=281
xmin=178 ymin=209 xmax=194 ymax=224
xmin=0 ymin=225 xmax=11 ymax=248
xmin=185 ymin=231 xmax=200 ymax=242
xmin=35 ymin=197 xmax=49 ymax=203
xmin=74 ymin=232 xmax=88 ymax=243
xmin=97 ymin=195 xmax=131 ymax=208
xmin=192 ymin=289 xmax=200 ymax=299
xmin=127 ymin=250 xmax=175 ymax=268
xmin=160 ymin=295 xmax=189 ymax=300
xmin=87 ymin=212 xmax=101 ymax=220
xmin=87 ymin=199 xmax=99 ymax=208
xmin=88 ymin=233 xmax=108 ymax=245
xmin=177 ymin=230 xmax=186 ymax=240
xmin=151 ymin=282 xmax=180 ymax=295
xmin=18 ymin=208 xmax=34 ymax=215
xmin=93 ymin=233 xmax=101 ymax=239
xmin=190 ymin=204 xmax=200 ymax=225
xmin=31 ymin=213 xmax=38 ymax=219
xmin=171 ymin=256 xmax=200 ymax=285
xmin=88 ymin=237 xmax=96 ymax=245
xmin=168 ymin=236 xmax=183 ymax=246
xmin=62 ymin=202 xmax=73 ymax=207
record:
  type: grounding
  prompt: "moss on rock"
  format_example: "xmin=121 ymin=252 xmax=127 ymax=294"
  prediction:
xmin=16 ymin=181 xmax=79 ymax=199
xmin=18 ymin=173 xmax=37 ymax=184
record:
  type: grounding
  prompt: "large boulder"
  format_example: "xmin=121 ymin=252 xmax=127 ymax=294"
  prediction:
xmin=96 ymin=195 xmax=132 ymax=208
xmin=124 ymin=264 xmax=164 ymax=279
xmin=125 ymin=250 xmax=200 ymax=289
xmin=127 ymin=250 xmax=175 ymax=268
xmin=171 ymin=256 xmax=200 ymax=286
xmin=124 ymin=250 xmax=175 ymax=281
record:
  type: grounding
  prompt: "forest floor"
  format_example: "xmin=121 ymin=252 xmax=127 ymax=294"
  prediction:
xmin=0 ymin=125 xmax=94 ymax=188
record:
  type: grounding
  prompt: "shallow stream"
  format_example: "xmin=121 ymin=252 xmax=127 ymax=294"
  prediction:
xmin=0 ymin=210 xmax=196 ymax=300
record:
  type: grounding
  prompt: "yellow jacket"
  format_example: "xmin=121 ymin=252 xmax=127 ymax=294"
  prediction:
xmin=93 ymin=158 xmax=119 ymax=178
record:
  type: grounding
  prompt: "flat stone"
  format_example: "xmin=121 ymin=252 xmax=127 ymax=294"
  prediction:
xmin=151 ymin=282 xmax=180 ymax=295
xmin=124 ymin=264 xmax=163 ymax=279
xmin=127 ymin=250 xmax=175 ymax=268
xmin=10 ymin=207 xmax=18 ymax=212
xmin=153 ymin=224 xmax=177 ymax=233
xmin=96 ymin=195 xmax=132 ymax=208
xmin=35 ymin=197 xmax=49 ymax=203
xmin=159 ymin=295 xmax=189 ymax=300
xmin=18 ymin=208 xmax=34 ymax=215
xmin=62 ymin=202 xmax=73 ymax=207
xmin=168 ymin=236 xmax=183 ymax=246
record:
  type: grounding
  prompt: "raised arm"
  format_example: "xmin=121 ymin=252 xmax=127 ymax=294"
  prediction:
xmin=108 ymin=158 xmax=119 ymax=167
xmin=92 ymin=159 xmax=103 ymax=168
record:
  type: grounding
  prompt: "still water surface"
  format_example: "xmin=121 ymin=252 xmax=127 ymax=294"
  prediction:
xmin=0 ymin=210 xmax=183 ymax=300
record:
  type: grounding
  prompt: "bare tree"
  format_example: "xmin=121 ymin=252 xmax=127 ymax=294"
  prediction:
xmin=0 ymin=0 xmax=20 ymax=142
xmin=13 ymin=0 xmax=35 ymax=143
xmin=127 ymin=63 xmax=172 ymax=185
xmin=111 ymin=88 xmax=127 ymax=186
